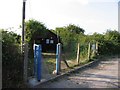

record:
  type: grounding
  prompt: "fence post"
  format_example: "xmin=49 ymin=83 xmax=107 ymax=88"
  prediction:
xmin=33 ymin=44 xmax=42 ymax=81
xmin=37 ymin=45 xmax=42 ymax=81
xmin=56 ymin=43 xmax=61 ymax=75
xmin=92 ymin=43 xmax=96 ymax=57
xmin=24 ymin=43 xmax=28 ymax=82
xmin=88 ymin=42 xmax=91 ymax=60
xmin=77 ymin=43 xmax=80 ymax=65
xmin=96 ymin=42 xmax=98 ymax=55
xmin=34 ymin=45 xmax=37 ymax=79
xmin=59 ymin=43 xmax=62 ymax=72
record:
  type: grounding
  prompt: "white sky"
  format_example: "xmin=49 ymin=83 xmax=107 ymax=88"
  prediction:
xmin=0 ymin=0 xmax=119 ymax=35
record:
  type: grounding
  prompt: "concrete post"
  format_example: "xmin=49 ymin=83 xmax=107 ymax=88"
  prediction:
xmin=33 ymin=44 xmax=42 ymax=81
xmin=56 ymin=43 xmax=62 ymax=75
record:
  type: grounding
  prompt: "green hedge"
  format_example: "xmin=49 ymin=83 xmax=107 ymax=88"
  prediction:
xmin=2 ymin=30 xmax=24 ymax=88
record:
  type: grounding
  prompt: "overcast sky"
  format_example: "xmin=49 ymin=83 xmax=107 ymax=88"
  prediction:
xmin=0 ymin=0 xmax=119 ymax=35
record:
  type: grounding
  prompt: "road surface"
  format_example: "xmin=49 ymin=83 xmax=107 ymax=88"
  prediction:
xmin=36 ymin=56 xmax=119 ymax=88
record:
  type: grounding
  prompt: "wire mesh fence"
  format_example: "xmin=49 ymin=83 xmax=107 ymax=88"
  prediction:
xmin=27 ymin=41 xmax=98 ymax=82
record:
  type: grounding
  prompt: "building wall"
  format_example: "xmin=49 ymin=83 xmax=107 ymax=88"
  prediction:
xmin=34 ymin=30 xmax=60 ymax=53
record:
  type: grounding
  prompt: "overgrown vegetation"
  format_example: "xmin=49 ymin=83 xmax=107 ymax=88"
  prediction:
xmin=2 ymin=30 xmax=25 ymax=88
xmin=1 ymin=19 xmax=120 ymax=88
xmin=53 ymin=27 xmax=120 ymax=60
xmin=25 ymin=19 xmax=120 ymax=60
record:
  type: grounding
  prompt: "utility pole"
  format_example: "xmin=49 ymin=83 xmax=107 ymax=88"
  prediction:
xmin=22 ymin=0 xmax=27 ymax=82
xmin=118 ymin=1 xmax=120 ymax=33
xmin=22 ymin=0 xmax=26 ymax=54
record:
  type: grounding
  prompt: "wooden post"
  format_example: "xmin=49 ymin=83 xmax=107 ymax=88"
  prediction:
xmin=62 ymin=54 xmax=70 ymax=68
xmin=77 ymin=43 xmax=80 ymax=64
xmin=24 ymin=43 xmax=28 ymax=82
xmin=88 ymin=42 xmax=91 ymax=60
xmin=96 ymin=42 xmax=98 ymax=55
xmin=92 ymin=43 xmax=96 ymax=57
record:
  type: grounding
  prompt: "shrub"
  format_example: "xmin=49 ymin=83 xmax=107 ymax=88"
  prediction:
xmin=2 ymin=30 xmax=24 ymax=88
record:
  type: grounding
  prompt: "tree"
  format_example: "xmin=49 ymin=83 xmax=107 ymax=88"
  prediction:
xmin=25 ymin=19 xmax=48 ymax=58
xmin=65 ymin=24 xmax=85 ymax=34
xmin=104 ymin=30 xmax=120 ymax=54
xmin=25 ymin=19 xmax=48 ymax=42
xmin=104 ymin=30 xmax=120 ymax=43
xmin=89 ymin=30 xmax=120 ymax=55
xmin=53 ymin=24 xmax=86 ymax=59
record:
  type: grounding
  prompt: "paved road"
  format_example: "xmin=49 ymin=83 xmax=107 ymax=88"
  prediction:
xmin=36 ymin=56 xmax=119 ymax=88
